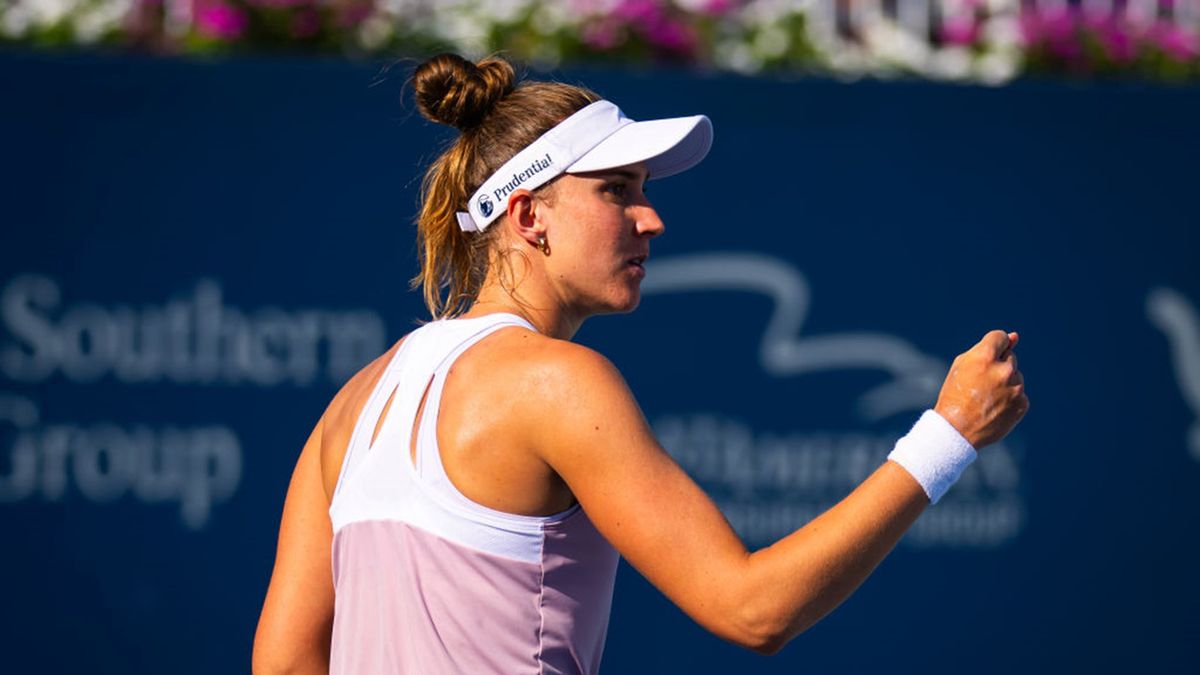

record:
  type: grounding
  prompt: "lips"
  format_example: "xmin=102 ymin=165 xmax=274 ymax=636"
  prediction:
xmin=626 ymin=255 xmax=647 ymax=279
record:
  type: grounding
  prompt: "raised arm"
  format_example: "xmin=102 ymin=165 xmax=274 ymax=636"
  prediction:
xmin=532 ymin=330 xmax=1027 ymax=654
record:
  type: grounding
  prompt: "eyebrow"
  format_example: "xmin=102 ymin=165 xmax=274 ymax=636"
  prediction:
xmin=598 ymin=169 xmax=650 ymax=183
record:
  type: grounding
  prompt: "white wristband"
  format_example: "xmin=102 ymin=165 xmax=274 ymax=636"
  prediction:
xmin=887 ymin=409 xmax=977 ymax=504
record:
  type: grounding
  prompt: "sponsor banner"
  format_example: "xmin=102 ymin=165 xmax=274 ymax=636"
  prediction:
xmin=1 ymin=53 xmax=1198 ymax=674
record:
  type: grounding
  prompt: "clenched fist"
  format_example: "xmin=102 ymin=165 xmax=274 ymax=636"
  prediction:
xmin=934 ymin=330 xmax=1029 ymax=449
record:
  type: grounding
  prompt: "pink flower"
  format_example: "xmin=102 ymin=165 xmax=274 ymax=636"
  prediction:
xmin=245 ymin=0 xmax=313 ymax=8
xmin=645 ymin=16 xmax=695 ymax=52
xmin=581 ymin=19 xmax=623 ymax=50
xmin=1076 ymin=12 xmax=1138 ymax=63
xmin=1017 ymin=9 xmax=1052 ymax=45
xmin=1099 ymin=24 xmax=1137 ymax=63
xmin=940 ymin=15 xmax=979 ymax=46
xmin=1019 ymin=6 xmax=1083 ymax=60
xmin=613 ymin=0 xmax=696 ymax=55
xmin=615 ymin=0 xmax=659 ymax=23
xmin=1041 ymin=7 xmax=1078 ymax=43
xmin=1149 ymin=22 xmax=1199 ymax=60
xmin=195 ymin=1 xmax=248 ymax=40
xmin=702 ymin=0 xmax=736 ymax=17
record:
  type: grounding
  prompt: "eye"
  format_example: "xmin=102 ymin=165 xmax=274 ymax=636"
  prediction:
xmin=604 ymin=181 xmax=628 ymax=198
xmin=603 ymin=180 xmax=648 ymax=199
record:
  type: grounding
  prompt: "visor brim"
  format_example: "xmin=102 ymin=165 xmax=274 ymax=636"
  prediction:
xmin=565 ymin=114 xmax=712 ymax=180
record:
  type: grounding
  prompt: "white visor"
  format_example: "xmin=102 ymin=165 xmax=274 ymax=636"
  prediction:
xmin=456 ymin=99 xmax=712 ymax=232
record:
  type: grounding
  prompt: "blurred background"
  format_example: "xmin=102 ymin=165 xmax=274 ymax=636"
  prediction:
xmin=1 ymin=1 xmax=1198 ymax=673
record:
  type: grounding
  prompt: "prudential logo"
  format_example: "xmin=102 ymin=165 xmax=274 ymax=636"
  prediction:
xmin=477 ymin=194 xmax=494 ymax=219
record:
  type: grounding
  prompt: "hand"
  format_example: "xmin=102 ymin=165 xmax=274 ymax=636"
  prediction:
xmin=934 ymin=330 xmax=1029 ymax=449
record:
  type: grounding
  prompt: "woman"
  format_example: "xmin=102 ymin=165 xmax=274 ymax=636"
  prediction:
xmin=252 ymin=53 xmax=1028 ymax=675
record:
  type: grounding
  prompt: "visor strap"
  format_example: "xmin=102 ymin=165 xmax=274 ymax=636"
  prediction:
xmin=455 ymin=100 xmax=630 ymax=232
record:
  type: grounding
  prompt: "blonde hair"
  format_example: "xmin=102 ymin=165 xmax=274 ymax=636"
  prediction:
xmin=411 ymin=53 xmax=600 ymax=319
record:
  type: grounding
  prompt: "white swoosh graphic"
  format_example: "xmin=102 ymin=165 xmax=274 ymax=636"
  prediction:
xmin=642 ymin=253 xmax=947 ymax=421
xmin=1146 ymin=287 xmax=1200 ymax=461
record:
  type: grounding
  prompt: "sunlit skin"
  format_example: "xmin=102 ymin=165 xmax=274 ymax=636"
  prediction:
xmin=466 ymin=163 xmax=663 ymax=340
xmin=252 ymin=161 xmax=1029 ymax=674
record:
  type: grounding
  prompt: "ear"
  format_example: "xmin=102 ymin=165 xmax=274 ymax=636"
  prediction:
xmin=505 ymin=188 xmax=545 ymax=249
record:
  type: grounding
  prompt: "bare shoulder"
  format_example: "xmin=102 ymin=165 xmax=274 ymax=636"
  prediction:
xmin=457 ymin=327 xmax=641 ymax=464
xmin=469 ymin=327 xmax=629 ymax=404
xmin=317 ymin=338 xmax=404 ymax=501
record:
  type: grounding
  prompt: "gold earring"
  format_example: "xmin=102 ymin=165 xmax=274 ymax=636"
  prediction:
xmin=536 ymin=236 xmax=550 ymax=256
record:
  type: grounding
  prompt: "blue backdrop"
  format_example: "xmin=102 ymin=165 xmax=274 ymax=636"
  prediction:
xmin=2 ymin=51 xmax=1198 ymax=674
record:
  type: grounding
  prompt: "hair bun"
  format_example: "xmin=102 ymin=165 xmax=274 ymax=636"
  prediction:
xmin=413 ymin=53 xmax=516 ymax=130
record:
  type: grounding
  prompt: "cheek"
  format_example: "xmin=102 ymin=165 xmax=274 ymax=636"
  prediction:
xmin=543 ymin=197 xmax=627 ymax=277
xmin=558 ymin=221 xmax=619 ymax=265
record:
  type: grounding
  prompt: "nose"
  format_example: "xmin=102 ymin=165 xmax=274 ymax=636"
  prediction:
xmin=633 ymin=202 xmax=665 ymax=239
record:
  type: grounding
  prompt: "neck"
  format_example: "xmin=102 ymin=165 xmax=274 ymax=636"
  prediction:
xmin=464 ymin=273 xmax=584 ymax=341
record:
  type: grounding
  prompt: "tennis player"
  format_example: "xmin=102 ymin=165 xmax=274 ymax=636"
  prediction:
xmin=252 ymin=53 xmax=1029 ymax=675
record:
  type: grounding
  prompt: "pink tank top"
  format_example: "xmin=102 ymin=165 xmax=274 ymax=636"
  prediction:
xmin=328 ymin=313 xmax=620 ymax=675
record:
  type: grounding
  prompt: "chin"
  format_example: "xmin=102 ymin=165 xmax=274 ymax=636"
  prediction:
xmin=591 ymin=289 xmax=641 ymax=316
xmin=612 ymin=290 xmax=642 ymax=314
xmin=614 ymin=299 xmax=641 ymax=314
